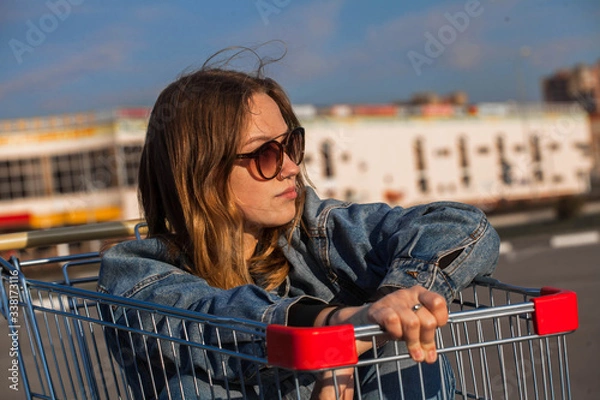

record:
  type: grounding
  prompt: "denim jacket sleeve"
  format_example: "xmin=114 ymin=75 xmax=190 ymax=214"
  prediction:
xmin=297 ymin=187 xmax=500 ymax=304
xmin=97 ymin=238 xmax=325 ymax=383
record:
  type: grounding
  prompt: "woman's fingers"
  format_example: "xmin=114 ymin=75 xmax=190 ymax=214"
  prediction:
xmin=332 ymin=286 xmax=449 ymax=363
xmin=418 ymin=288 xmax=449 ymax=327
xmin=365 ymin=286 xmax=448 ymax=363
xmin=398 ymin=306 xmax=425 ymax=362
xmin=311 ymin=368 xmax=355 ymax=400
xmin=417 ymin=289 xmax=449 ymax=363
xmin=414 ymin=304 xmax=439 ymax=363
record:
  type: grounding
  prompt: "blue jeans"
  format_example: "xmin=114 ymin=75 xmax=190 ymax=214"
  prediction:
xmin=355 ymin=341 xmax=455 ymax=400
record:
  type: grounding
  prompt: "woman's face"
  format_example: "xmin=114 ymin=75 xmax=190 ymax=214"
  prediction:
xmin=230 ymin=92 xmax=300 ymax=234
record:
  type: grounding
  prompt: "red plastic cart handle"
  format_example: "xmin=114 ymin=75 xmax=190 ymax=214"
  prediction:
xmin=266 ymin=324 xmax=357 ymax=370
xmin=532 ymin=287 xmax=579 ymax=335
xmin=266 ymin=287 xmax=578 ymax=370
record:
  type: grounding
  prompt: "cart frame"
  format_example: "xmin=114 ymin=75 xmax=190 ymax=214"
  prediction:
xmin=1 ymin=221 xmax=578 ymax=399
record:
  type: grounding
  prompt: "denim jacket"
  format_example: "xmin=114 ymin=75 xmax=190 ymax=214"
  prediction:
xmin=98 ymin=187 xmax=499 ymax=398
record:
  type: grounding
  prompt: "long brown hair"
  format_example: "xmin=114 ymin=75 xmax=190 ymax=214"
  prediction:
xmin=138 ymin=50 xmax=306 ymax=291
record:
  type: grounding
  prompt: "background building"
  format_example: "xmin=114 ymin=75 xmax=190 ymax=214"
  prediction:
xmin=0 ymin=109 xmax=146 ymax=232
xmin=0 ymin=102 xmax=593 ymax=233
xmin=543 ymin=60 xmax=600 ymax=114
xmin=302 ymin=103 xmax=591 ymax=209
xmin=542 ymin=60 xmax=600 ymax=190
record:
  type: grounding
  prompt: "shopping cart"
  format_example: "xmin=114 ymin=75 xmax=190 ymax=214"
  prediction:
xmin=1 ymin=221 xmax=578 ymax=399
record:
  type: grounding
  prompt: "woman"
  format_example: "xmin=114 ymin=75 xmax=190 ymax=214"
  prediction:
xmin=99 ymin=48 xmax=500 ymax=399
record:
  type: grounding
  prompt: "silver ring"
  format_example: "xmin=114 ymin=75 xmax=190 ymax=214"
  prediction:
xmin=412 ymin=303 xmax=423 ymax=312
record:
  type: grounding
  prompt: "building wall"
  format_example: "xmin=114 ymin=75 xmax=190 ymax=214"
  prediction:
xmin=0 ymin=104 xmax=593 ymax=230
xmin=589 ymin=114 xmax=600 ymax=186
xmin=302 ymin=106 xmax=592 ymax=208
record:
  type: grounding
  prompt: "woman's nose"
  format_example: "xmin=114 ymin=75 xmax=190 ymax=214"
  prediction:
xmin=279 ymin=152 xmax=300 ymax=179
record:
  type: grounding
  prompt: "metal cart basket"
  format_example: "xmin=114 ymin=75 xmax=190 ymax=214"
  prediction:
xmin=1 ymin=221 xmax=578 ymax=399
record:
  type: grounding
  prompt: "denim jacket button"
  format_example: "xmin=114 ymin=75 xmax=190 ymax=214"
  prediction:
xmin=417 ymin=272 xmax=428 ymax=283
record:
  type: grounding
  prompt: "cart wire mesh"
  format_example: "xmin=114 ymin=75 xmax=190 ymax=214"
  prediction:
xmin=1 ymin=222 xmax=578 ymax=400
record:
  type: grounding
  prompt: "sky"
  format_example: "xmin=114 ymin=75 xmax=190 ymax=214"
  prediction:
xmin=0 ymin=0 xmax=599 ymax=120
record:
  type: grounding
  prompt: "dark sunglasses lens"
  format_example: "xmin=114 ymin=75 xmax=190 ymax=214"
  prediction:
xmin=287 ymin=129 xmax=305 ymax=164
xmin=257 ymin=141 xmax=282 ymax=179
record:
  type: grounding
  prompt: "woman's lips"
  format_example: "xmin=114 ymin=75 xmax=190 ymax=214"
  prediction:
xmin=277 ymin=187 xmax=298 ymax=199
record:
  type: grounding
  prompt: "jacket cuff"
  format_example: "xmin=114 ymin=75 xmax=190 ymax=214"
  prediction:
xmin=262 ymin=295 xmax=327 ymax=326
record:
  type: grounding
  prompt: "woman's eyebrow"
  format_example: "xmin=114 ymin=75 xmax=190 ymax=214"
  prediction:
xmin=243 ymin=131 xmax=288 ymax=147
xmin=244 ymin=134 xmax=272 ymax=146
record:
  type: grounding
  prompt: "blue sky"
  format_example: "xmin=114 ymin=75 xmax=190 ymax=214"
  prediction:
xmin=0 ymin=0 xmax=599 ymax=119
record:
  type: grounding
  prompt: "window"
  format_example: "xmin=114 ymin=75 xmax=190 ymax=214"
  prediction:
xmin=51 ymin=148 xmax=116 ymax=194
xmin=89 ymin=148 xmax=116 ymax=189
xmin=0 ymin=158 xmax=45 ymax=200
xmin=52 ymin=153 xmax=84 ymax=194
xmin=321 ymin=141 xmax=335 ymax=178
xmin=344 ymin=188 xmax=356 ymax=202
xmin=457 ymin=136 xmax=470 ymax=187
xmin=418 ymin=177 xmax=428 ymax=193
xmin=530 ymin=136 xmax=543 ymax=182
xmin=414 ymin=138 xmax=429 ymax=193
xmin=496 ymin=136 xmax=512 ymax=185
xmin=574 ymin=142 xmax=591 ymax=156
xmin=436 ymin=148 xmax=450 ymax=157
xmin=121 ymin=145 xmax=142 ymax=187
xmin=530 ymin=136 xmax=542 ymax=163
xmin=414 ymin=138 xmax=426 ymax=171
xmin=476 ymin=146 xmax=490 ymax=155
xmin=548 ymin=142 xmax=560 ymax=151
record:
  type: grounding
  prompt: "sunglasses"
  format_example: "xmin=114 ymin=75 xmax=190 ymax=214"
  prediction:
xmin=236 ymin=127 xmax=305 ymax=180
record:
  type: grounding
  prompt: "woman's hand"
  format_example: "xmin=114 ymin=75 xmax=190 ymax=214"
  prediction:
xmin=310 ymin=368 xmax=354 ymax=400
xmin=311 ymin=286 xmax=447 ymax=398
xmin=331 ymin=286 xmax=449 ymax=363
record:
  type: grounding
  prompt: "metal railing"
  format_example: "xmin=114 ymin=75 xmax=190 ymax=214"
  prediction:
xmin=0 ymin=220 xmax=146 ymax=251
